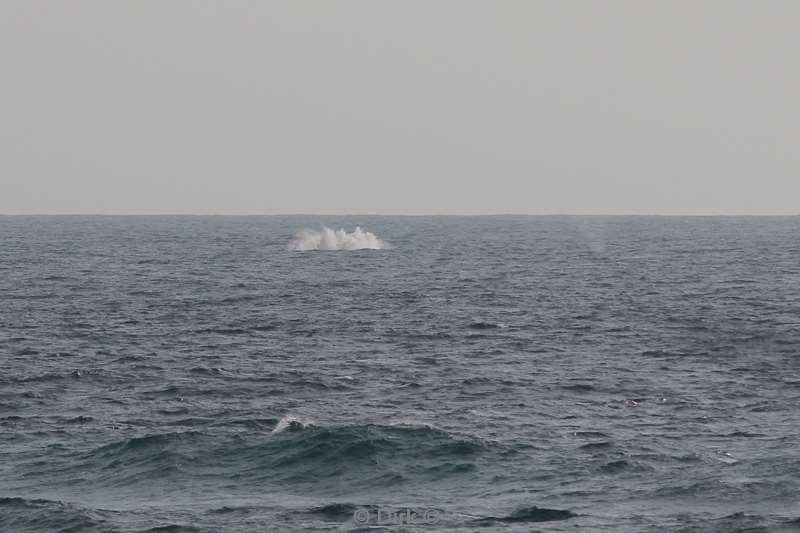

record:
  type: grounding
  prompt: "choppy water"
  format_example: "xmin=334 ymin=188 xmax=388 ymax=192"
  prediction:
xmin=1 ymin=215 xmax=799 ymax=532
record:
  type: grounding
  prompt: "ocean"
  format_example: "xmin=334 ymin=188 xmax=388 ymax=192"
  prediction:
xmin=1 ymin=215 xmax=799 ymax=532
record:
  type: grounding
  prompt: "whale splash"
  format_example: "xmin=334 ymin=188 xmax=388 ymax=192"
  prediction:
xmin=288 ymin=226 xmax=389 ymax=251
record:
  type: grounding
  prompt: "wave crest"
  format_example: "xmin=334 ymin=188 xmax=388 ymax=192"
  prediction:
xmin=272 ymin=415 xmax=313 ymax=433
xmin=288 ymin=226 xmax=389 ymax=251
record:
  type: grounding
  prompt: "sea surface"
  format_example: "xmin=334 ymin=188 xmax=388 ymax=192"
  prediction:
xmin=1 ymin=215 xmax=799 ymax=532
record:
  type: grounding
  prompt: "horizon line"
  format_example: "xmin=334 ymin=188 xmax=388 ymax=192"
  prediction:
xmin=1 ymin=212 xmax=799 ymax=218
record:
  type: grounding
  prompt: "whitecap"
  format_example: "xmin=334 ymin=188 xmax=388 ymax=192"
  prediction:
xmin=272 ymin=415 xmax=313 ymax=433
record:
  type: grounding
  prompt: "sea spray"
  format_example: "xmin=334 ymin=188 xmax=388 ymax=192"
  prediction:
xmin=288 ymin=226 xmax=389 ymax=251
xmin=272 ymin=415 xmax=313 ymax=433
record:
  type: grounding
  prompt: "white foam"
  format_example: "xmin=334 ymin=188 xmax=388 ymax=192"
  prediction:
xmin=288 ymin=226 xmax=389 ymax=251
xmin=272 ymin=415 xmax=312 ymax=433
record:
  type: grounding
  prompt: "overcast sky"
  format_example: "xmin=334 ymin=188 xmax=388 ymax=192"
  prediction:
xmin=1 ymin=1 xmax=797 ymax=215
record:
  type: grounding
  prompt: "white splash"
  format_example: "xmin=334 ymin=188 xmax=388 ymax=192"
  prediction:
xmin=288 ymin=226 xmax=389 ymax=251
xmin=272 ymin=415 xmax=313 ymax=433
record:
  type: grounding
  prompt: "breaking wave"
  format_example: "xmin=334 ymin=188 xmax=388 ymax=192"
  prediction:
xmin=272 ymin=415 xmax=313 ymax=433
xmin=288 ymin=226 xmax=389 ymax=251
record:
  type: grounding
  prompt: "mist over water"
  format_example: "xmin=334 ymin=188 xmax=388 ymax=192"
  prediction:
xmin=2 ymin=216 xmax=800 ymax=532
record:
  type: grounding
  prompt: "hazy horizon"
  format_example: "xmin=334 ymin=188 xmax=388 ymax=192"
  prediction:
xmin=2 ymin=212 xmax=800 ymax=217
xmin=2 ymin=2 xmax=798 ymax=215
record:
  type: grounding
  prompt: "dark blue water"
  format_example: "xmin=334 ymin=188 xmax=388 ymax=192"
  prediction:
xmin=2 ymin=216 xmax=799 ymax=532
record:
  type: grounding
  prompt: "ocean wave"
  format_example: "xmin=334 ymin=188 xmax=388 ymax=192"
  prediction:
xmin=0 ymin=497 xmax=105 ymax=532
xmin=306 ymin=502 xmax=361 ymax=519
xmin=271 ymin=415 xmax=313 ymax=433
xmin=143 ymin=525 xmax=201 ymax=532
xmin=287 ymin=226 xmax=389 ymax=251
xmin=598 ymin=459 xmax=653 ymax=474
xmin=263 ymin=423 xmax=485 ymax=469
xmin=473 ymin=505 xmax=577 ymax=524
xmin=66 ymin=423 xmax=487 ymax=489
xmin=6 ymin=368 xmax=119 ymax=384
xmin=466 ymin=321 xmax=507 ymax=330
xmin=78 ymin=431 xmax=204 ymax=485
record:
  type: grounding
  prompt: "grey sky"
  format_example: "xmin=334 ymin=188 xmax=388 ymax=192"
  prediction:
xmin=1 ymin=1 xmax=797 ymax=215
